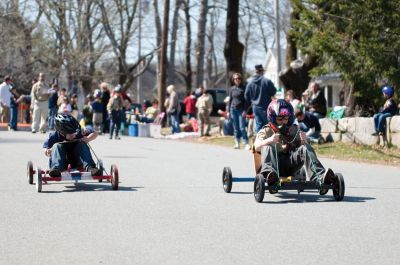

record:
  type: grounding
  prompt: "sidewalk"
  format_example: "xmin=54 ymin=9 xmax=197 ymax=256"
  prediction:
xmin=0 ymin=123 xmax=31 ymax=131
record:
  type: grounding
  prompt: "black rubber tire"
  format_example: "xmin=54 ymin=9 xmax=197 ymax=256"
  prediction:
xmin=27 ymin=161 xmax=34 ymax=185
xmin=111 ymin=165 xmax=119 ymax=190
xmin=254 ymin=174 xmax=265 ymax=203
xmin=222 ymin=167 xmax=232 ymax=193
xmin=97 ymin=160 xmax=104 ymax=182
xmin=36 ymin=167 xmax=42 ymax=193
xmin=333 ymin=173 xmax=345 ymax=201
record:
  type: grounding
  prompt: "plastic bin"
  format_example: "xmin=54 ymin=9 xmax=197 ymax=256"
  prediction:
xmin=128 ymin=123 xmax=138 ymax=137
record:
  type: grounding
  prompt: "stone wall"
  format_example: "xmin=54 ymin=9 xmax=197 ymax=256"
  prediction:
xmin=320 ymin=115 xmax=400 ymax=147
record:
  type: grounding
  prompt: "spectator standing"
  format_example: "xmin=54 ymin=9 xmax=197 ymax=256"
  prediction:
xmin=31 ymin=73 xmax=51 ymax=133
xmin=228 ymin=73 xmax=250 ymax=150
xmin=9 ymin=85 xmax=25 ymax=131
xmin=244 ymin=64 xmax=277 ymax=133
xmin=304 ymin=82 xmax=327 ymax=119
xmin=183 ymin=91 xmax=197 ymax=120
xmin=0 ymin=75 xmax=12 ymax=123
xmin=372 ymin=86 xmax=397 ymax=136
xmin=92 ymin=89 xmax=103 ymax=133
xmin=100 ymin=82 xmax=111 ymax=133
xmin=166 ymin=85 xmax=181 ymax=134
xmin=196 ymin=86 xmax=213 ymax=137
xmin=48 ymin=83 xmax=59 ymax=130
xmin=107 ymin=85 xmax=123 ymax=140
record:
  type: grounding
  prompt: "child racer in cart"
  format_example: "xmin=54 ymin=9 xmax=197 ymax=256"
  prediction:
xmin=254 ymin=99 xmax=336 ymax=190
xmin=43 ymin=113 xmax=101 ymax=177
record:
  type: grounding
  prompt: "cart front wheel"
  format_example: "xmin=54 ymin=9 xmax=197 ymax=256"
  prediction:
xmin=333 ymin=173 xmax=345 ymax=201
xmin=254 ymin=174 xmax=265 ymax=203
xmin=222 ymin=167 xmax=232 ymax=193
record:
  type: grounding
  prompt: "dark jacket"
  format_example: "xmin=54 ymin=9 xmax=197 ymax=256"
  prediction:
xmin=244 ymin=75 xmax=276 ymax=109
xmin=228 ymin=84 xmax=247 ymax=112
xmin=301 ymin=112 xmax=321 ymax=132
xmin=380 ymin=98 xmax=397 ymax=115
xmin=307 ymin=91 xmax=327 ymax=116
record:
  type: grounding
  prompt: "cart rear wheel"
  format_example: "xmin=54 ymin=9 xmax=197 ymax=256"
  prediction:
xmin=254 ymin=174 xmax=265 ymax=203
xmin=333 ymin=173 xmax=345 ymax=201
xmin=27 ymin=161 xmax=34 ymax=185
xmin=111 ymin=165 xmax=119 ymax=190
xmin=36 ymin=167 xmax=42 ymax=193
xmin=222 ymin=167 xmax=232 ymax=193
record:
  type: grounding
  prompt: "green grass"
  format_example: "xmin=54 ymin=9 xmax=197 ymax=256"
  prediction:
xmin=199 ymin=136 xmax=400 ymax=166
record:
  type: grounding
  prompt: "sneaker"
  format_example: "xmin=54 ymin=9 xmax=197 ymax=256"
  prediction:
xmin=265 ymin=171 xmax=279 ymax=186
xmin=87 ymin=166 xmax=101 ymax=176
xmin=322 ymin=168 xmax=335 ymax=185
xmin=48 ymin=168 xmax=61 ymax=177
xmin=244 ymin=144 xmax=251 ymax=150
xmin=31 ymin=130 xmax=37 ymax=134
xmin=371 ymin=132 xmax=379 ymax=136
xmin=115 ymin=136 xmax=121 ymax=140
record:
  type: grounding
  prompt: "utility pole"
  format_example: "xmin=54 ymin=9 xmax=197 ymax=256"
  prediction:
xmin=158 ymin=0 xmax=170 ymax=116
xmin=275 ymin=0 xmax=282 ymax=90
xmin=137 ymin=0 xmax=142 ymax=104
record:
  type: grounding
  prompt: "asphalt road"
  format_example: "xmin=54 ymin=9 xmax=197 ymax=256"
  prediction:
xmin=1 ymin=131 xmax=399 ymax=265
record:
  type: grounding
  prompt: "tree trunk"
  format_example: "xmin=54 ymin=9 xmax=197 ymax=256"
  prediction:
xmin=158 ymin=0 xmax=170 ymax=116
xmin=168 ymin=0 xmax=181 ymax=85
xmin=182 ymin=0 xmax=192 ymax=91
xmin=195 ymin=0 xmax=208 ymax=87
xmin=223 ymin=0 xmax=244 ymax=88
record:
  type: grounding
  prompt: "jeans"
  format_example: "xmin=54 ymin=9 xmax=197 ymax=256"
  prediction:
xmin=253 ymin=106 xmax=269 ymax=133
xmin=110 ymin=110 xmax=122 ymax=138
xmin=260 ymin=144 xmax=325 ymax=182
xmin=50 ymin=141 xmax=95 ymax=170
xmin=48 ymin=107 xmax=58 ymax=130
xmin=9 ymin=107 xmax=18 ymax=130
xmin=170 ymin=113 xmax=180 ymax=134
xmin=231 ymin=108 xmax=248 ymax=143
xmin=374 ymin=113 xmax=392 ymax=133
xmin=299 ymin=122 xmax=321 ymax=142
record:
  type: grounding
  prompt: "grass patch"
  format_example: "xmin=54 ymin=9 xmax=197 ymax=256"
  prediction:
xmin=197 ymin=136 xmax=400 ymax=166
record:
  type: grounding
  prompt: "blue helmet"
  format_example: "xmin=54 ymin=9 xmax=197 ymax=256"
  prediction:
xmin=382 ymin=85 xmax=394 ymax=97
xmin=267 ymin=99 xmax=295 ymax=126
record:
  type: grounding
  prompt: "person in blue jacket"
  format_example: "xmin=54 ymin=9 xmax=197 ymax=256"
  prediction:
xmin=244 ymin=64 xmax=277 ymax=133
xmin=43 ymin=113 xmax=100 ymax=177
xmin=372 ymin=86 xmax=397 ymax=136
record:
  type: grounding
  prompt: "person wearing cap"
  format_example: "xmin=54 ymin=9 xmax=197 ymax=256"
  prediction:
xmin=31 ymin=73 xmax=52 ymax=133
xmin=0 ymin=75 xmax=13 ymax=123
xmin=244 ymin=64 xmax=277 ymax=133
xmin=107 ymin=85 xmax=124 ymax=139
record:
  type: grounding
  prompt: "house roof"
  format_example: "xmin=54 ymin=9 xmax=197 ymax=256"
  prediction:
xmin=265 ymin=48 xmax=287 ymax=70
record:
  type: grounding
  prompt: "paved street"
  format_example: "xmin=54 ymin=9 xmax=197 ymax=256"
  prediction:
xmin=1 ymin=131 xmax=399 ymax=265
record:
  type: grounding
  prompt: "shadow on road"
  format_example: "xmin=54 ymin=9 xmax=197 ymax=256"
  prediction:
xmin=40 ymin=182 xmax=142 ymax=193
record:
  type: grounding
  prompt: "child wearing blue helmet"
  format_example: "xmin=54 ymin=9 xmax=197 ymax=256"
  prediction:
xmin=372 ymin=86 xmax=397 ymax=136
xmin=254 ymin=99 xmax=336 ymax=190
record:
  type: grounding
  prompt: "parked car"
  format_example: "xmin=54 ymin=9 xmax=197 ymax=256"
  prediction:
xmin=206 ymin=88 xmax=228 ymax=116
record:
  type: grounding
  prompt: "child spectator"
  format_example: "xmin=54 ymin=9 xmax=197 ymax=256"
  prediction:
xmin=43 ymin=113 xmax=100 ymax=177
xmin=59 ymin=96 xmax=72 ymax=114
xmin=196 ymin=86 xmax=213 ymax=137
xmin=9 ymin=85 xmax=25 ymax=131
xmin=81 ymin=94 xmax=94 ymax=130
xmin=70 ymin=93 xmax=79 ymax=119
xmin=295 ymin=108 xmax=322 ymax=143
xmin=183 ymin=91 xmax=197 ymax=120
xmin=107 ymin=85 xmax=123 ymax=140
xmin=372 ymin=86 xmax=397 ymax=136
xmin=92 ymin=89 xmax=103 ymax=134
xmin=141 ymin=99 xmax=159 ymax=123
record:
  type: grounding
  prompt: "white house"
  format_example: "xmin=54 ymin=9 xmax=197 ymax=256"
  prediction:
xmin=264 ymin=48 xmax=286 ymax=98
